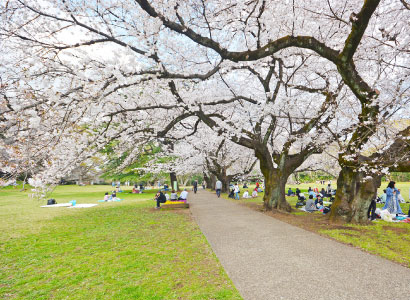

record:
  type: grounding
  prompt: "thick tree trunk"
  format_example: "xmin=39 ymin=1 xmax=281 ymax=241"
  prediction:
xmin=169 ymin=172 xmax=179 ymax=191
xmin=329 ymin=167 xmax=381 ymax=223
xmin=203 ymin=172 xmax=211 ymax=189
xmin=256 ymin=148 xmax=292 ymax=212
xmin=210 ymin=174 xmax=217 ymax=190
xmin=262 ymin=170 xmax=291 ymax=211
xmin=219 ymin=174 xmax=232 ymax=193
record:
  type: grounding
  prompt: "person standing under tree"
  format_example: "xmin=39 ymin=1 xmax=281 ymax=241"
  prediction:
xmin=383 ymin=181 xmax=403 ymax=215
xmin=234 ymin=183 xmax=240 ymax=200
xmin=215 ymin=180 xmax=222 ymax=198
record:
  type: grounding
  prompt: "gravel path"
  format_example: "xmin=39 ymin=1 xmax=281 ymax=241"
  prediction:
xmin=189 ymin=190 xmax=410 ymax=300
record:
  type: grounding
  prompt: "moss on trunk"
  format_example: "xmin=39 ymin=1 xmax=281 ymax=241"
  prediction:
xmin=329 ymin=167 xmax=381 ymax=223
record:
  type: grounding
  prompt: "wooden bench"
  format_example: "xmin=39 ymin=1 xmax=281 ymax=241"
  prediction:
xmin=161 ymin=200 xmax=189 ymax=209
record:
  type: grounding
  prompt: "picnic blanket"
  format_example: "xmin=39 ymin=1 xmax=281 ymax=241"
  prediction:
xmin=97 ymin=199 xmax=123 ymax=202
xmin=68 ymin=204 xmax=98 ymax=208
xmin=41 ymin=203 xmax=72 ymax=208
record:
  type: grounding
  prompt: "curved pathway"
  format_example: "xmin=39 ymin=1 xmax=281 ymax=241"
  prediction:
xmin=189 ymin=190 xmax=410 ymax=300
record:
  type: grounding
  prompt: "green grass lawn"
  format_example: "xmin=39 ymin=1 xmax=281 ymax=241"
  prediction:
xmin=0 ymin=185 xmax=242 ymax=300
xmin=222 ymin=182 xmax=410 ymax=268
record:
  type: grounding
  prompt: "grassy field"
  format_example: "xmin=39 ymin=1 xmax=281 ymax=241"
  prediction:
xmin=222 ymin=182 xmax=410 ymax=268
xmin=0 ymin=185 xmax=242 ymax=300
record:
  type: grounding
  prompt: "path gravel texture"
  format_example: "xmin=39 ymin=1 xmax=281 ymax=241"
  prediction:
xmin=189 ymin=190 xmax=410 ymax=300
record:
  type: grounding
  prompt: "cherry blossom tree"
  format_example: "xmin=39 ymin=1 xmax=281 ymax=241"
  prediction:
xmin=1 ymin=0 xmax=409 ymax=222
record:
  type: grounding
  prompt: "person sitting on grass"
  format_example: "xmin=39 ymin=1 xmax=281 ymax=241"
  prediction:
xmin=170 ymin=190 xmax=178 ymax=201
xmin=252 ymin=189 xmax=258 ymax=198
xmin=155 ymin=190 xmax=167 ymax=209
xmin=298 ymin=193 xmax=306 ymax=201
xmin=315 ymin=194 xmax=324 ymax=209
xmin=243 ymin=190 xmax=251 ymax=198
xmin=178 ymin=189 xmax=188 ymax=201
xmin=305 ymin=195 xmax=317 ymax=212
xmin=326 ymin=184 xmax=332 ymax=197
xmin=132 ymin=186 xmax=138 ymax=194
xmin=111 ymin=191 xmax=117 ymax=200
xmin=295 ymin=188 xmax=301 ymax=197
xmin=287 ymin=188 xmax=294 ymax=196
xmin=104 ymin=192 xmax=110 ymax=201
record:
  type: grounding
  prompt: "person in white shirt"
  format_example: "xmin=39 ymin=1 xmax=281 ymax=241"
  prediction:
xmin=165 ymin=193 xmax=170 ymax=201
xmin=243 ymin=190 xmax=251 ymax=198
xmin=179 ymin=189 xmax=188 ymax=201
xmin=170 ymin=190 xmax=178 ymax=201
xmin=252 ymin=189 xmax=258 ymax=197
xmin=215 ymin=180 xmax=222 ymax=198
xmin=234 ymin=184 xmax=240 ymax=200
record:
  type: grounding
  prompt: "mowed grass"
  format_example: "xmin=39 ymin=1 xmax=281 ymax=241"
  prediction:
xmin=223 ymin=182 xmax=410 ymax=267
xmin=0 ymin=185 xmax=242 ymax=300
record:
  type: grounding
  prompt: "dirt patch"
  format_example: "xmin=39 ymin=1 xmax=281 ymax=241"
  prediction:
xmin=237 ymin=201 xmax=367 ymax=234
xmin=382 ymin=226 xmax=409 ymax=234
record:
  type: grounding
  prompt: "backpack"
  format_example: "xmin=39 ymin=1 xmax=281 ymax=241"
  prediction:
xmin=47 ymin=199 xmax=56 ymax=205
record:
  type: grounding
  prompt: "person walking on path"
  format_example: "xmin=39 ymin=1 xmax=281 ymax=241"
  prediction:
xmin=215 ymin=180 xmax=222 ymax=198
xmin=193 ymin=180 xmax=198 ymax=194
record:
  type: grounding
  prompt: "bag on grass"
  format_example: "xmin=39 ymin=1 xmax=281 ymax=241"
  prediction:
xmin=295 ymin=201 xmax=305 ymax=208
xmin=47 ymin=199 xmax=56 ymax=205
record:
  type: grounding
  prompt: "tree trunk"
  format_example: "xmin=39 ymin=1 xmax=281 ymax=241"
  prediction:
xmin=329 ymin=167 xmax=381 ymax=223
xmin=203 ymin=172 xmax=211 ymax=189
xmin=262 ymin=170 xmax=291 ymax=211
xmin=209 ymin=174 xmax=215 ymax=190
xmin=219 ymin=175 xmax=230 ymax=193
xmin=256 ymin=148 xmax=292 ymax=212
xmin=169 ymin=172 xmax=179 ymax=191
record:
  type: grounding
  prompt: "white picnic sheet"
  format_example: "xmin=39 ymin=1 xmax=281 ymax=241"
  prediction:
xmin=41 ymin=203 xmax=72 ymax=208
xmin=41 ymin=203 xmax=98 ymax=208
xmin=68 ymin=204 xmax=98 ymax=208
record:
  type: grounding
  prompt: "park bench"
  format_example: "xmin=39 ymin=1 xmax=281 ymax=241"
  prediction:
xmin=161 ymin=200 xmax=189 ymax=209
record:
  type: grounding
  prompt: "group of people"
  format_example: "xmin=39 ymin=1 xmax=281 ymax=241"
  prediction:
xmin=215 ymin=180 xmax=262 ymax=199
xmin=286 ymin=185 xmax=334 ymax=213
xmin=155 ymin=189 xmax=189 ymax=209
xmin=304 ymin=194 xmax=330 ymax=213
xmin=103 ymin=191 xmax=119 ymax=202
xmin=132 ymin=184 xmax=144 ymax=194
xmin=288 ymin=184 xmax=334 ymax=199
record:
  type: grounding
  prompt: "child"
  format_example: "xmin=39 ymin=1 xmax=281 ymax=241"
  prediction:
xmin=243 ymin=190 xmax=250 ymax=198
xmin=104 ymin=192 xmax=110 ymax=201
